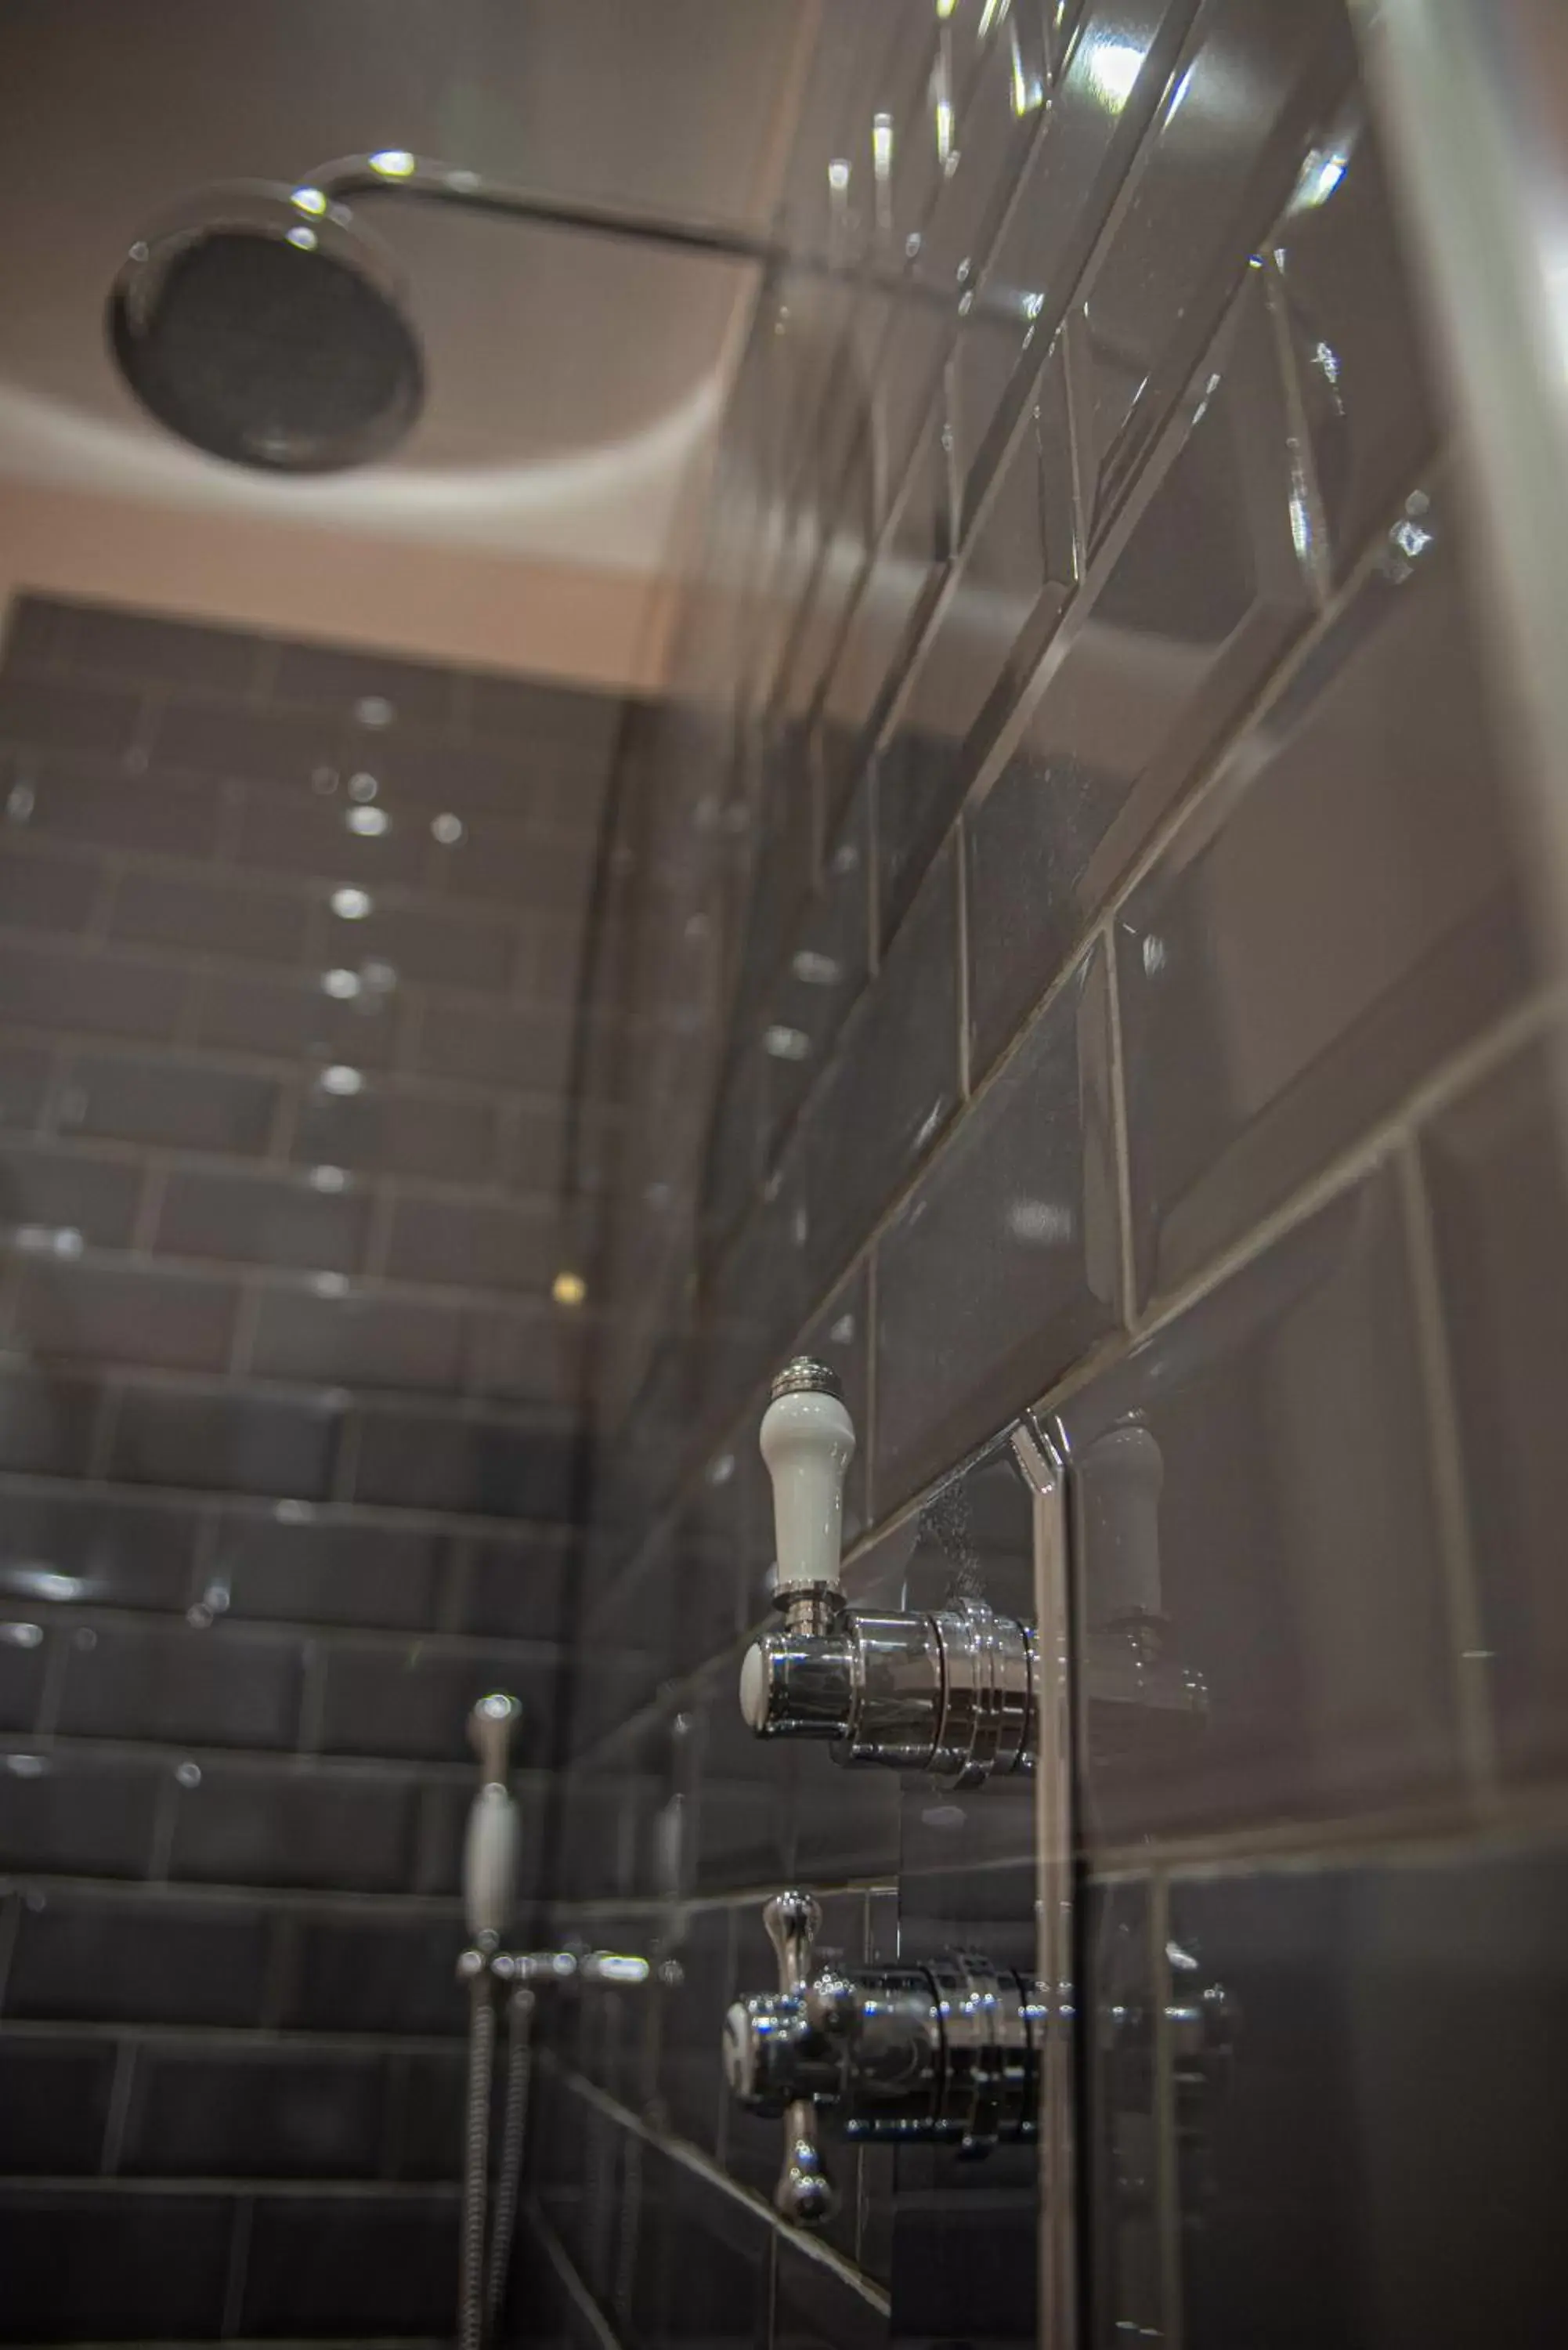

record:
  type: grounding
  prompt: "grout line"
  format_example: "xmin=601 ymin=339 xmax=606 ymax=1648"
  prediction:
xmin=549 ymin=2058 xmax=892 ymax=2316
xmin=147 ymin=1765 xmax=179 ymax=1882
xmin=129 ymin=1155 xmax=169 ymax=1253
xmin=524 ymin=2181 xmax=630 ymax=2350
xmin=0 ymin=2171 xmax=460 ymax=2199
xmin=1259 ymin=250 xmax=1334 ymax=609
xmin=0 ymin=1885 xmax=21 ymax=2013
xmin=85 ymin=1380 xmax=121 ymax=1480
xmin=0 ymin=1868 xmax=468 ymax=1921
xmin=0 ymin=1462 xmax=585 ymax=1546
xmin=221 ymin=2196 xmax=254 ymax=2340
xmin=954 ymin=815 xmax=972 ymax=1103
xmin=1393 ymin=1138 xmax=1499 ymax=1799
xmin=99 ymin=2038 xmax=136 ymax=2175
xmin=229 ymin=1275 xmax=265 ymax=1378
xmin=296 ymin=1640 xmax=327 ymax=1757
xmin=1150 ymin=1873 xmax=1183 ymax=2350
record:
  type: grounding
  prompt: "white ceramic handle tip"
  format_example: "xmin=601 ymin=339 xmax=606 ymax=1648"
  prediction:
xmin=759 ymin=1384 xmax=854 ymax=1597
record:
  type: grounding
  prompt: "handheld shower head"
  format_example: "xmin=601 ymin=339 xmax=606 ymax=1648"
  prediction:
xmin=464 ymin=1693 xmax=522 ymax=1946
xmin=469 ymin=1690 xmax=522 ymax=1785
xmin=107 ymin=182 xmax=423 ymax=473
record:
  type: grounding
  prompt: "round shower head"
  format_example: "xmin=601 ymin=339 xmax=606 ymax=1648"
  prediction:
xmin=107 ymin=185 xmax=424 ymax=473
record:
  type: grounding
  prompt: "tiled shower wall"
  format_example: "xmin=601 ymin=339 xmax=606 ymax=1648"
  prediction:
xmin=538 ymin=2 xmax=1568 ymax=2348
xmin=0 ymin=595 xmax=634 ymax=2342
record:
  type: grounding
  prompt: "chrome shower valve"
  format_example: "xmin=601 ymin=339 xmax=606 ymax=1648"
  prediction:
xmin=723 ymin=1891 xmax=1050 ymax=2225
xmin=739 ymin=1359 xmax=1038 ymax=1786
xmin=724 ymin=1892 xmax=1237 ymax=2232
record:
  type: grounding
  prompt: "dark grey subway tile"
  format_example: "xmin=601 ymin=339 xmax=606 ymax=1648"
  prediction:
xmin=457 ymin=1534 xmax=573 ymax=1642
xmin=953 ymin=0 xmax=1198 ymax=493
xmin=410 ymin=994 xmax=578 ymax=1093
xmin=0 ymin=1042 xmax=53 ymax=1131
xmin=0 ymin=844 xmax=100 ymax=934
xmin=110 ymin=1382 xmax=343 ymax=1497
xmin=63 ymin=601 xmax=261 ymax=695
xmin=107 ymin=865 xmax=311 ymax=967
xmin=237 ymin=784 xmax=433 ymax=888
xmin=1421 ymin=1039 xmax=1568 ymax=1790
xmin=2 ymin=596 xmax=77 ymax=670
xmin=291 ymin=1080 xmax=499 ymax=1184
xmin=0 ymin=938 xmax=186 ymax=1043
xmin=0 ymin=1365 xmax=101 ymax=1477
xmin=0 ymin=1488 xmax=197 ymax=1611
xmin=0 ymin=2185 xmax=234 ymax=2341
xmin=818 ymin=412 xmax=949 ymax=822
xmin=206 ymin=1509 xmax=445 ymax=1629
xmin=278 ymin=1910 xmax=466 ymax=2037
xmin=373 ymin=729 xmax=575 ymax=818
xmin=316 ymin=1641 xmax=555 ymax=1764
xmin=0 ymin=1742 xmax=164 ymax=1875
xmin=1116 ymin=483 xmax=1532 ymax=1305
xmin=876 ymin=938 xmax=1121 ymax=1513
xmin=391 ymin=2048 xmax=465 ymax=2178
xmin=878 ymin=340 xmax=1077 ymax=949
xmin=1056 ymin=1169 xmax=1464 ymax=1855
xmin=62 ymin=1050 xmax=278 ymax=1155
xmin=383 ymin=1192 xmax=558 ymax=1292
xmin=122 ymin=2041 xmax=387 ymax=2178
xmin=168 ymin=1760 xmax=418 ymax=1891
xmin=1271 ymin=106 xmax=1442 ymax=579
xmin=966 ymin=272 xmax=1313 ymax=1079
xmin=273 ymin=640 xmax=455 ymax=728
xmin=1075 ymin=0 xmax=1355 ymax=531
xmin=801 ymin=836 xmax=961 ymax=1296
xmin=333 ymin=897 xmax=516 ymax=994
xmin=0 ymin=674 xmax=142 ymax=762
xmin=0 ymin=2037 xmax=116 ymax=2173
xmin=464 ymin=1302 xmax=589 ymax=1408
xmin=155 ymin=696 xmax=338 ymax=786
xmin=886 ymin=332 xmax=1083 ymax=942
xmin=6 ymin=762 xmax=224 ymax=857
xmin=0 ymin=1141 xmax=142 ymax=1248
xmin=352 ymin=1405 xmax=582 ymax=1520
xmin=0 ymin=1622 xmax=46 ymax=1730
xmin=757 ymin=780 xmax=871 ymax=1163
xmin=1170 ymin=1845 xmax=1568 ymax=2350
xmin=425 ymin=820 xmax=598 ymax=914
xmin=13 ymin=1256 xmax=239 ymax=1372
xmin=239 ymin=2195 xmax=458 ymax=2337
xmin=193 ymin=964 xmax=400 ymax=1070
xmin=251 ymin=1285 xmax=466 ymax=1392
xmin=6 ymin=1886 xmax=269 ymax=2025
xmin=57 ymin=1618 xmax=305 ymax=1748
xmin=156 ymin=1162 xmax=370 ymax=1274
xmin=465 ymin=668 xmax=624 ymax=763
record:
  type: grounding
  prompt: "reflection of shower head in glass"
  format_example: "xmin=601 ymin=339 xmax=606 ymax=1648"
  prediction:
xmin=107 ymin=150 xmax=781 ymax=474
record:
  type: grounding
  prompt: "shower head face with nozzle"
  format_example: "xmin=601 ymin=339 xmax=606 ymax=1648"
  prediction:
xmin=107 ymin=187 xmax=425 ymax=473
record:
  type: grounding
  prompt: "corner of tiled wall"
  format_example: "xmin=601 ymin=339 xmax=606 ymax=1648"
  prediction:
xmin=541 ymin=2 xmax=1568 ymax=2348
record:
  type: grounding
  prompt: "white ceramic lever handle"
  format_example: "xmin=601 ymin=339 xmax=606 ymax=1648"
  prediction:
xmin=759 ymin=1366 xmax=855 ymax=1602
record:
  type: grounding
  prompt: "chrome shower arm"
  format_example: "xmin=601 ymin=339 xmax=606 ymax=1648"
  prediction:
xmin=303 ymin=151 xmax=785 ymax=271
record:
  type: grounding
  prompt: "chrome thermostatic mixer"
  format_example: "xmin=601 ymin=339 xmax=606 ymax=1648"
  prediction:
xmin=740 ymin=1358 xmax=1205 ymax=1786
xmin=739 ymin=1359 xmax=1036 ymax=1787
xmin=724 ymin=1892 xmax=1234 ymax=2224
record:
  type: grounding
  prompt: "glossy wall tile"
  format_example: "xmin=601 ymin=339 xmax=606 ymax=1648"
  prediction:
xmin=0 ymin=590 xmax=634 ymax=2341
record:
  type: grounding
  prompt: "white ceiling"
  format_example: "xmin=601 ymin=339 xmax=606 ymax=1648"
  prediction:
xmin=0 ymin=0 xmax=812 ymax=589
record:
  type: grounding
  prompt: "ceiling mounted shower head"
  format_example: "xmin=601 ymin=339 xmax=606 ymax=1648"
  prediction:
xmin=107 ymin=183 xmax=424 ymax=474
